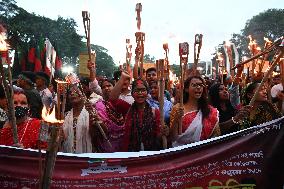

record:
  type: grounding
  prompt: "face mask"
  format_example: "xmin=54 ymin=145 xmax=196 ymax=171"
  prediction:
xmin=15 ymin=106 xmax=29 ymax=118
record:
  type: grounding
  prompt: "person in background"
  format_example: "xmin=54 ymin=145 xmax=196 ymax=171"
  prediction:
xmin=90 ymin=76 xmax=130 ymax=152
xmin=272 ymin=73 xmax=281 ymax=86
xmin=80 ymin=76 xmax=102 ymax=104
xmin=82 ymin=60 xmax=103 ymax=104
xmin=35 ymin=72 xmax=53 ymax=110
xmin=241 ymin=81 xmax=282 ymax=128
xmin=147 ymin=80 xmax=173 ymax=126
xmin=0 ymin=84 xmax=8 ymax=129
xmin=145 ymin=67 xmax=171 ymax=102
xmin=17 ymin=71 xmax=43 ymax=119
xmin=170 ymin=76 xmax=220 ymax=147
xmin=0 ymin=87 xmax=46 ymax=149
xmin=271 ymin=77 xmax=284 ymax=113
xmin=113 ymin=70 xmax=134 ymax=104
xmin=209 ymin=83 xmax=250 ymax=134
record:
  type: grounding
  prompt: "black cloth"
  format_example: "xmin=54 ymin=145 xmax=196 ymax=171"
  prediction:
xmin=218 ymin=105 xmax=239 ymax=134
xmin=261 ymin=123 xmax=284 ymax=188
xmin=24 ymin=88 xmax=43 ymax=119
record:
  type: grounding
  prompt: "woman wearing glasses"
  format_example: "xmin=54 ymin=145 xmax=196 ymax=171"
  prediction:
xmin=170 ymin=75 xmax=220 ymax=147
xmin=121 ymin=78 xmax=168 ymax=151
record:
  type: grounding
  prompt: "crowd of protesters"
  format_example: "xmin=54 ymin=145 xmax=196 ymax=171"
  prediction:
xmin=0 ymin=59 xmax=282 ymax=153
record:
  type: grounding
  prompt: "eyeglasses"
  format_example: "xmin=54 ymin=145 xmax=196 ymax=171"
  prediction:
xmin=190 ymin=83 xmax=204 ymax=88
xmin=133 ymin=88 xmax=147 ymax=94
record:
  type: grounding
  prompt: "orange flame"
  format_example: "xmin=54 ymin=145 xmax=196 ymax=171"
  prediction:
xmin=0 ymin=29 xmax=8 ymax=51
xmin=248 ymin=35 xmax=256 ymax=49
xmin=248 ymin=35 xmax=261 ymax=54
xmin=264 ymin=37 xmax=272 ymax=49
xmin=264 ymin=37 xmax=272 ymax=43
xmin=272 ymin=71 xmax=279 ymax=77
xmin=42 ymin=106 xmax=64 ymax=124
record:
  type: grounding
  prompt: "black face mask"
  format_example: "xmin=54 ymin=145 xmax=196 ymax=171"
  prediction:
xmin=15 ymin=106 xmax=29 ymax=119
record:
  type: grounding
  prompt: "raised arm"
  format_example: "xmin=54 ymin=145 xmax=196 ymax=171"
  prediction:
xmin=87 ymin=60 xmax=102 ymax=95
xmin=109 ymin=72 xmax=131 ymax=101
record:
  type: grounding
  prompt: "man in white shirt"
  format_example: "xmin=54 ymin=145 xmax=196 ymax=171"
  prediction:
xmin=35 ymin=72 xmax=54 ymax=111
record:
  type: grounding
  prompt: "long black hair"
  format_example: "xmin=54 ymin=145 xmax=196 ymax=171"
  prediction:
xmin=183 ymin=76 xmax=210 ymax=118
xmin=242 ymin=82 xmax=259 ymax=105
xmin=209 ymin=82 xmax=235 ymax=112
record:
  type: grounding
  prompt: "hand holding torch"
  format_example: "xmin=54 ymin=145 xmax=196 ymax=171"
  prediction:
xmin=249 ymin=39 xmax=284 ymax=107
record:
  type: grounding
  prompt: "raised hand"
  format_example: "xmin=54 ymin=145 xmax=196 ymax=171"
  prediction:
xmin=87 ymin=60 xmax=95 ymax=71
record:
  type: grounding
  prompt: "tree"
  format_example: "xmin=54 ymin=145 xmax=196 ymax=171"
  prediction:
xmin=230 ymin=9 xmax=284 ymax=58
xmin=1 ymin=0 xmax=116 ymax=78
xmin=170 ymin=64 xmax=181 ymax=77
xmin=144 ymin=53 xmax=155 ymax=63
xmin=1 ymin=0 xmax=82 ymax=64
xmin=243 ymin=9 xmax=284 ymax=43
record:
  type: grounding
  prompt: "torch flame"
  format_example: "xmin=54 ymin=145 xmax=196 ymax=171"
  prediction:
xmin=264 ymin=37 xmax=272 ymax=43
xmin=42 ymin=106 xmax=64 ymax=124
xmin=0 ymin=26 xmax=8 ymax=51
xmin=248 ymin=35 xmax=256 ymax=50
xmin=264 ymin=37 xmax=272 ymax=49
xmin=272 ymin=71 xmax=279 ymax=77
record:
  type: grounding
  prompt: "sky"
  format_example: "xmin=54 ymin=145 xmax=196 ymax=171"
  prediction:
xmin=16 ymin=0 xmax=283 ymax=66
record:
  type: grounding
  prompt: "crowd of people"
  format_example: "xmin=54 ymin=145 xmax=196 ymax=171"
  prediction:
xmin=0 ymin=60 xmax=283 ymax=153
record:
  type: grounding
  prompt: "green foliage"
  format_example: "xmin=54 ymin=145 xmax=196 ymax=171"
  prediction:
xmin=4 ymin=11 xmax=82 ymax=60
xmin=229 ymin=9 xmax=284 ymax=58
xmin=170 ymin=64 xmax=181 ymax=77
xmin=144 ymin=53 xmax=155 ymax=63
xmin=1 ymin=0 xmax=116 ymax=78
xmin=0 ymin=0 xmax=18 ymax=19
xmin=243 ymin=9 xmax=284 ymax=42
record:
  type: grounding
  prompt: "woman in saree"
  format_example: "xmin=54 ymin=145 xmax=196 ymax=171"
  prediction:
xmin=91 ymin=76 xmax=130 ymax=152
xmin=241 ymin=81 xmax=282 ymax=128
xmin=170 ymin=75 xmax=220 ymax=147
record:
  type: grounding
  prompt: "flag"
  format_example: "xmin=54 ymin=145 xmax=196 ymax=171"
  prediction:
xmin=45 ymin=39 xmax=52 ymax=76
xmin=12 ymin=48 xmax=21 ymax=78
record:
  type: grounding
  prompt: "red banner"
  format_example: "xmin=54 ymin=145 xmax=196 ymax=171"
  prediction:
xmin=0 ymin=117 xmax=283 ymax=189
